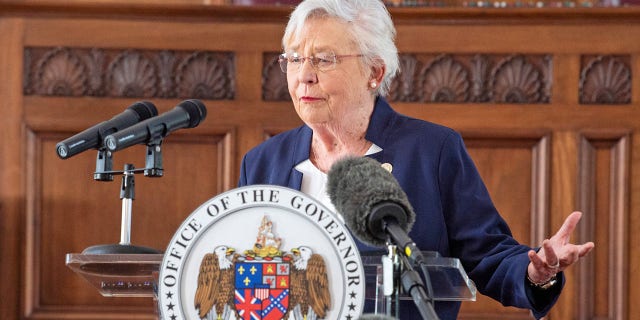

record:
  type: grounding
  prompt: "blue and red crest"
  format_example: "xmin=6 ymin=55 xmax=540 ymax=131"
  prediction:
xmin=234 ymin=260 xmax=290 ymax=319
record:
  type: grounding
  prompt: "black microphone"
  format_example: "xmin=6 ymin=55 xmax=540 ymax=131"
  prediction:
xmin=103 ymin=99 xmax=207 ymax=152
xmin=55 ymin=101 xmax=158 ymax=159
xmin=327 ymin=156 xmax=424 ymax=265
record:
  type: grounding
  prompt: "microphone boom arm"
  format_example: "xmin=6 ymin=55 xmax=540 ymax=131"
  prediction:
xmin=372 ymin=203 xmax=439 ymax=319
xmin=369 ymin=201 xmax=426 ymax=267
xmin=398 ymin=253 xmax=440 ymax=320
xmin=383 ymin=220 xmax=426 ymax=266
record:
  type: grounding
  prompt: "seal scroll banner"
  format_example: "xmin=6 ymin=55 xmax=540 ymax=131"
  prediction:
xmin=158 ymin=185 xmax=365 ymax=320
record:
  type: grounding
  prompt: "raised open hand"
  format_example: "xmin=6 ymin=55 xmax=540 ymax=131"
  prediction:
xmin=527 ymin=211 xmax=595 ymax=284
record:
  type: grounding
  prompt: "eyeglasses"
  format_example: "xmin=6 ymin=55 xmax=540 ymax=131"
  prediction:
xmin=278 ymin=52 xmax=364 ymax=73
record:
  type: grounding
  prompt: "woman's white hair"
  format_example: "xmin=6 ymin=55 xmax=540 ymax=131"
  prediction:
xmin=283 ymin=0 xmax=399 ymax=97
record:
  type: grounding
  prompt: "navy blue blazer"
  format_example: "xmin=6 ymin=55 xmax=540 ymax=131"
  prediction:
xmin=239 ymin=97 xmax=563 ymax=319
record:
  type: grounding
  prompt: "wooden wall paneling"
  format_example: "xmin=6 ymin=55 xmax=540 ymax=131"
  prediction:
xmin=531 ymin=135 xmax=551 ymax=246
xmin=14 ymin=10 xmax=297 ymax=320
xmin=553 ymin=54 xmax=580 ymax=106
xmin=0 ymin=17 xmax=25 ymax=320
xmin=577 ymin=132 xmax=630 ymax=320
xmin=548 ymin=131 xmax=580 ymax=320
xmin=19 ymin=16 xmax=240 ymax=320
xmin=24 ymin=128 xmax=155 ymax=320
xmin=395 ymin=23 xmax=640 ymax=54
xmin=24 ymin=120 xmax=233 ymax=319
xmin=8 ymin=0 xmax=227 ymax=5
xmin=262 ymin=52 xmax=289 ymax=102
xmin=457 ymin=133 xmax=550 ymax=320
xmin=2 ymin=4 xmax=639 ymax=319
xmin=580 ymin=55 xmax=632 ymax=105
xmin=383 ymin=53 xmax=552 ymax=104
xmin=634 ymin=55 xmax=640 ymax=104
xmin=23 ymin=18 xmax=285 ymax=52
xmin=629 ymin=131 xmax=640 ymax=320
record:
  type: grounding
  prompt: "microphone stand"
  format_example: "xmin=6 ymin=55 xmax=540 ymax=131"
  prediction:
xmin=82 ymin=143 xmax=164 ymax=254
xmin=377 ymin=220 xmax=437 ymax=318
xmin=379 ymin=221 xmax=438 ymax=319
xmin=119 ymin=164 xmax=136 ymax=247
xmin=398 ymin=253 xmax=440 ymax=320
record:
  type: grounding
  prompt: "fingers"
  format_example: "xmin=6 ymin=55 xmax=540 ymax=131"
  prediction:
xmin=541 ymin=239 xmax=559 ymax=267
xmin=527 ymin=249 xmax=547 ymax=282
xmin=552 ymin=211 xmax=583 ymax=242
xmin=529 ymin=240 xmax=560 ymax=269
xmin=578 ymin=241 xmax=595 ymax=257
xmin=528 ymin=249 xmax=545 ymax=269
xmin=527 ymin=248 xmax=558 ymax=283
xmin=551 ymin=211 xmax=594 ymax=259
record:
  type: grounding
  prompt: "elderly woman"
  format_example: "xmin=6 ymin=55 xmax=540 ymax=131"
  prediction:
xmin=238 ymin=0 xmax=593 ymax=319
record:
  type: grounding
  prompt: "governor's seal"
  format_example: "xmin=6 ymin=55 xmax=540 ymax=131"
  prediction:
xmin=158 ymin=185 xmax=365 ymax=320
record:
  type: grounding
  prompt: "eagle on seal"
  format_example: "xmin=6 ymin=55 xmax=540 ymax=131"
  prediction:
xmin=194 ymin=245 xmax=238 ymax=320
xmin=286 ymin=246 xmax=331 ymax=320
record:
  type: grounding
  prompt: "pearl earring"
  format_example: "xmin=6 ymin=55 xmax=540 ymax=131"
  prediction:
xmin=370 ymin=82 xmax=377 ymax=88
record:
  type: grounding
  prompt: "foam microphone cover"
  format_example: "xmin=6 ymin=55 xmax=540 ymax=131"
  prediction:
xmin=327 ymin=156 xmax=415 ymax=247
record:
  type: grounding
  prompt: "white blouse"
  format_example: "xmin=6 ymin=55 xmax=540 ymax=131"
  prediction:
xmin=294 ymin=144 xmax=382 ymax=219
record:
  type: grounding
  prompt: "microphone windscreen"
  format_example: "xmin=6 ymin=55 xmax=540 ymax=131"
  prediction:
xmin=177 ymin=99 xmax=207 ymax=128
xmin=358 ymin=314 xmax=399 ymax=320
xmin=327 ymin=156 xmax=415 ymax=247
xmin=128 ymin=100 xmax=158 ymax=120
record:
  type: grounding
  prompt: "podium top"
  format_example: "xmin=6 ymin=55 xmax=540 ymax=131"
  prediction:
xmin=66 ymin=253 xmax=163 ymax=297
xmin=361 ymin=250 xmax=477 ymax=302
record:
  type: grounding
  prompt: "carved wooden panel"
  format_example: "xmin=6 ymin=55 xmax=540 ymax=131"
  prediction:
xmin=392 ymin=54 xmax=552 ymax=103
xmin=23 ymin=47 xmax=235 ymax=100
xmin=262 ymin=52 xmax=290 ymax=101
xmin=579 ymin=55 xmax=632 ymax=104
